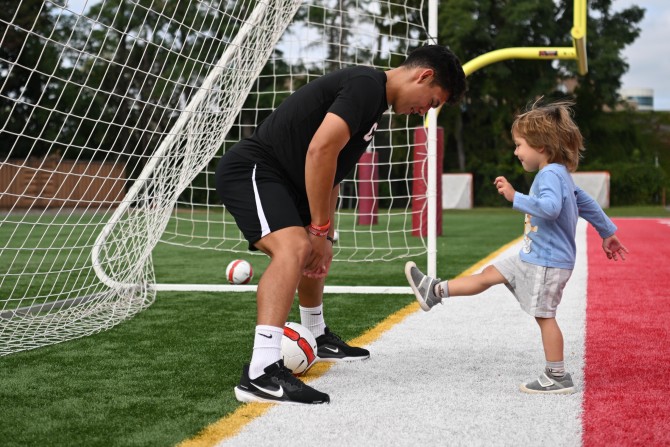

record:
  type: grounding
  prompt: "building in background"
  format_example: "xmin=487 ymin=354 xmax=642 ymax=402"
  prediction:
xmin=619 ymin=88 xmax=654 ymax=111
xmin=557 ymin=79 xmax=655 ymax=112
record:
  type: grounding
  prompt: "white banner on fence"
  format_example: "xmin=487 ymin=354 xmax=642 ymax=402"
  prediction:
xmin=571 ymin=171 xmax=610 ymax=208
xmin=442 ymin=173 xmax=473 ymax=209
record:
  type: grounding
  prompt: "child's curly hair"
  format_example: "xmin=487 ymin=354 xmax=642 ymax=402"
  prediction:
xmin=511 ymin=99 xmax=585 ymax=172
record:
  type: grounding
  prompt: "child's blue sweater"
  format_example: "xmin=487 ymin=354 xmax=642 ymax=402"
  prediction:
xmin=512 ymin=163 xmax=617 ymax=269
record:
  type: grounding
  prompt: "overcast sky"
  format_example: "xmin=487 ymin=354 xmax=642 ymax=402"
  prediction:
xmin=614 ymin=0 xmax=670 ymax=110
xmin=65 ymin=0 xmax=667 ymax=110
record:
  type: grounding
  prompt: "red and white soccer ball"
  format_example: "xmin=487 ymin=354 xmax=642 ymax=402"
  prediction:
xmin=281 ymin=322 xmax=318 ymax=375
xmin=225 ymin=259 xmax=253 ymax=285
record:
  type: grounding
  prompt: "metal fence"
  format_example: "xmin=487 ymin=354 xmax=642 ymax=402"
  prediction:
xmin=0 ymin=158 xmax=126 ymax=209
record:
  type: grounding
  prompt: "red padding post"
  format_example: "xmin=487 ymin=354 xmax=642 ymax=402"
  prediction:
xmin=412 ymin=127 xmax=444 ymax=237
xmin=357 ymin=150 xmax=378 ymax=225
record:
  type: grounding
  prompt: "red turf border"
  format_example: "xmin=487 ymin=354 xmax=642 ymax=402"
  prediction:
xmin=583 ymin=218 xmax=670 ymax=446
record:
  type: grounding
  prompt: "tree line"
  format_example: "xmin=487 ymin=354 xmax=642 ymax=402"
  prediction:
xmin=1 ymin=0 xmax=665 ymax=205
xmin=435 ymin=0 xmax=665 ymax=205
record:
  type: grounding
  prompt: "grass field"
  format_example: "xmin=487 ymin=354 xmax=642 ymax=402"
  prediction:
xmin=0 ymin=206 xmax=667 ymax=446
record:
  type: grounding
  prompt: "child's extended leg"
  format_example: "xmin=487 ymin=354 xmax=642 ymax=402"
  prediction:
xmin=519 ymin=317 xmax=575 ymax=394
xmin=405 ymin=262 xmax=506 ymax=311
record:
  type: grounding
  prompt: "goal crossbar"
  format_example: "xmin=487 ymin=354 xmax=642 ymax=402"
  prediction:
xmin=153 ymin=284 xmax=413 ymax=295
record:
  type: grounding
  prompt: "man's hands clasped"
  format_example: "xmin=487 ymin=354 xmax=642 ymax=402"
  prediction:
xmin=304 ymin=221 xmax=334 ymax=279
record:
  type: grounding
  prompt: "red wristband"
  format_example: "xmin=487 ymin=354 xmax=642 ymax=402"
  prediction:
xmin=309 ymin=219 xmax=330 ymax=232
xmin=308 ymin=225 xmax=328 ymax=237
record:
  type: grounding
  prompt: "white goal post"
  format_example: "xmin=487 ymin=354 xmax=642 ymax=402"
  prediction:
xmin=0 ymin=0 xmax=441 ymax=355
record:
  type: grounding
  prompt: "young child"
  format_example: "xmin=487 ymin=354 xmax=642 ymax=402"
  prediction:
xmin=405 ymin=99 xmax=628 ymax=394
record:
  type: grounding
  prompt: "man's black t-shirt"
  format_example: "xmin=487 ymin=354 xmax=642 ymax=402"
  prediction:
xmin=229 ymin=66 xmax=388 ymax=194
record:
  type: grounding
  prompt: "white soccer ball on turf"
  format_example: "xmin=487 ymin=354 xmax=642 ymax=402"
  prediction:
xmin=225 ymin=259 xmax=253 ymax=285
xmin=281 ymin=322 xmax=318 ymax=375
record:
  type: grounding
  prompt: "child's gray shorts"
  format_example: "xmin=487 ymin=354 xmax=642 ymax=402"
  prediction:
xmin=493 ymin=256 xmax=573 ymax=318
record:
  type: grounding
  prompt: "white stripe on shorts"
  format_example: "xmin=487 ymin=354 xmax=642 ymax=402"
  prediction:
xmin=252 ymin=164 xmax=271 ymax=237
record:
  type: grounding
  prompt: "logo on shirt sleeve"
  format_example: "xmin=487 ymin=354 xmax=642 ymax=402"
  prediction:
xmin=363 ymin=123 xmax=378 ymax=142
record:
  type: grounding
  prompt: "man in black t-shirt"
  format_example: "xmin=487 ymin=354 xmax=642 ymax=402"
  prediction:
xmin=216 ymin=45 xmax=465 ymax=405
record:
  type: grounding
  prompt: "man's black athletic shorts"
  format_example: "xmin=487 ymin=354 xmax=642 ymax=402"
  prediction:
xmin=215 ymin=150 xmax=310 ymax=251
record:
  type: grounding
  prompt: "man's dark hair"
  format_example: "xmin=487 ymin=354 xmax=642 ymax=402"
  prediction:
xmin=401 ymin=45 xmax=466 ymax=105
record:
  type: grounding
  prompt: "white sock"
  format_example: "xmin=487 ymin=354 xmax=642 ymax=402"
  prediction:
xmin=299 ymin=304 xmax=326 ymax=338
xmin=546 ymin=360 xmax=566 ymax=378
xmin=249 ymin=325 xmax=283 ymax=380
xmin=434 ymin=280 xmax=449 ymax=299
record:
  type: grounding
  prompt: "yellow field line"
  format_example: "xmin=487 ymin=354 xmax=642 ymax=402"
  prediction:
xmin=177 ymin=236 xmax=521 ymax=447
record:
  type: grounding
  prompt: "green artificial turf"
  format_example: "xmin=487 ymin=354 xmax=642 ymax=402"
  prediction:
xmin=0 ymin=207 xmax=665 ymax=446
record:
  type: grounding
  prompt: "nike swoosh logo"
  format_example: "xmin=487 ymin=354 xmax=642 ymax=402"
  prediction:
xmin=259 ymin=333 xmax=272 ymax=339
xmin=310 ymin=312 xmax=322 ymax=316
xmin=252 ymin=383 xmax=284 ymax=398
xmin=364 ymin=123 xmax=378 ymax=142
xmin=323 ymin=346 xmax=339 ymax=353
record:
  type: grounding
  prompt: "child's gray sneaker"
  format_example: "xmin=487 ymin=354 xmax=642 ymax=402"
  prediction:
xmin=404 ymin=261 xmax=442 ymax=311
xmin=520 ymin=369 xmax=576 ymax=394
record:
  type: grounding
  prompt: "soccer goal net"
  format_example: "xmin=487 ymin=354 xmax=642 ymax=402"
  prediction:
xmin=0 ymin=1 xmax=437 ymax=355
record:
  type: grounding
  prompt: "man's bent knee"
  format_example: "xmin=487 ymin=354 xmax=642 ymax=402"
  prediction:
xmin=255 ymin=227 xmax=311 ymax=266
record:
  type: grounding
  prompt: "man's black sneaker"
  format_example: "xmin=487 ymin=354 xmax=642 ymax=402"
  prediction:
xmin=234 ymin=360 xmax=330 ymax=405
xmin=316 ymin=327 xmax=370 ymax=362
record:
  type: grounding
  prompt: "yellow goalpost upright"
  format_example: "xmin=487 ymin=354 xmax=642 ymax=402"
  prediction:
xmin=461 ymin=0 xmax=588 ymax=76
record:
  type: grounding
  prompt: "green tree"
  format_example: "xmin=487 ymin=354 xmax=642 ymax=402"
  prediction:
xmin=439 ymin=0 xmax=561 ymax=204
xmin=72 ymin=0 xmax=240 ymax=163
xmin=0 ymin=1 xmax=70 ymax=159
xmin=1 ymin=0 xmax=260 ymax=165
xmin=438 ymin=0 xmax=645 ymax=205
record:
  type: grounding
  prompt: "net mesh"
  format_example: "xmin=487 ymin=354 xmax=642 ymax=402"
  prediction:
xmin=0 ymin=0 xmax=432 ymax=355
xmin=164 ymin=0 xmax=430 ymax=262
xmin=1 ymin=0 xmax=304 ymax=355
